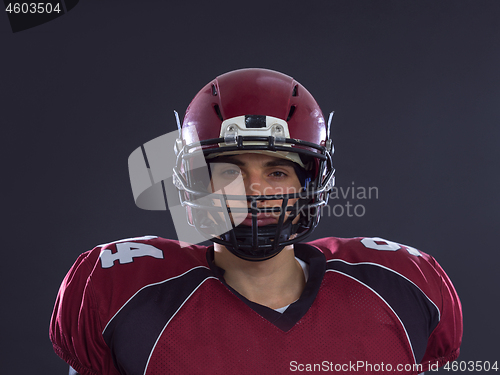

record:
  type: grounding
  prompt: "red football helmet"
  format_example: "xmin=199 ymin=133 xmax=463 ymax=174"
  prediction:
xmin=173 ymin=68 xmax=335 ymax=261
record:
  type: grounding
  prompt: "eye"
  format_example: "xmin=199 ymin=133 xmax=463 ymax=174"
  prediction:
xmin=269 ymin=171 xmax=288 ymax=178
xmin=209 ymin=163 xmax=241 ymax=177
xmin=221 ymin=168 xmax=241 ymax=176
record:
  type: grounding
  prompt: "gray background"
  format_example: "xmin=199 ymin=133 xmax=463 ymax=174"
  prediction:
xmin=1 ymin=1 xmax=499 ymax=373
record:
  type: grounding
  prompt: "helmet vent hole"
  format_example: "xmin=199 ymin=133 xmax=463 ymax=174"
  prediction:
xmin=211 ymin=84 xmax=218 ymax=96
xmin=213 ymin=104 xmax=223 ymax=121
xmin=292 ymin=85 xmax=298 ymax=96
xmin=286 ymin=105 xmax=296 ymax=121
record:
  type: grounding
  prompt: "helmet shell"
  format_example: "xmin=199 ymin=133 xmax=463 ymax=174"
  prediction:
xmin=182 ymin=68 xmax=326 ymax=147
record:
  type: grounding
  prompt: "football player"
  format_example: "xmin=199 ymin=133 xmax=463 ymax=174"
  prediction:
xmin=50 ymin=68 xmax=462 ymax=375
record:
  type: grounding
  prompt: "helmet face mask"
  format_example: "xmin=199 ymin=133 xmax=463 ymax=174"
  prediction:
xmin=173 ymin=68 xmax=335 ymax=261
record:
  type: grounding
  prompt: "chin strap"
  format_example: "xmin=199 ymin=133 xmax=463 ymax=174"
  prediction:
xmin=218 ymin=220 xmax=303 ymax=261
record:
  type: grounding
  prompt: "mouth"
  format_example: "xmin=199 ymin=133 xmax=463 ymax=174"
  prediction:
xmin=240 ymin=212 xmax=278 ymax=227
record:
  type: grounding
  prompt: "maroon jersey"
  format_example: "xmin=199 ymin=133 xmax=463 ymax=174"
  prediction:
xmin=50 ymin=236 xmax=462 ymax=375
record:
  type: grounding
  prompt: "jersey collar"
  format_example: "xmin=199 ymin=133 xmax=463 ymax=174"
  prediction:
xmin=206 ymin=243 xmax=326 ymax=331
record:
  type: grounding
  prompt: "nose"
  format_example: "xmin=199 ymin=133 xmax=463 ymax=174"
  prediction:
xmin=243 ymin=172 xmax=280 ymax=213
xmin=244 ymin=171 xmax=267 ymax=197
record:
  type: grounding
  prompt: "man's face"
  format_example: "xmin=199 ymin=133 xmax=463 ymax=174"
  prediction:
xmin=208 ymin=153 xmax=303 ymax=227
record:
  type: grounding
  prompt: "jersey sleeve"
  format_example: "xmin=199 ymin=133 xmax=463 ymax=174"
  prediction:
xmin=419 ymin=255 xmax=462 ymax=369
xmin=309 ymin=236 xmax=463 ymax=371
xmin=49 ymin=249 xmax=119 ymax=375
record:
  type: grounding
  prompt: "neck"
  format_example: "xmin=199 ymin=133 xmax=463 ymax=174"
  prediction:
xmin=213 ymin=243 xmax=306 ymax=310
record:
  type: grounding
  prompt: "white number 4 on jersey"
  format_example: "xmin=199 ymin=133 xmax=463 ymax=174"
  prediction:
xmin=100 ymin=242 xmax=164 ymax=268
